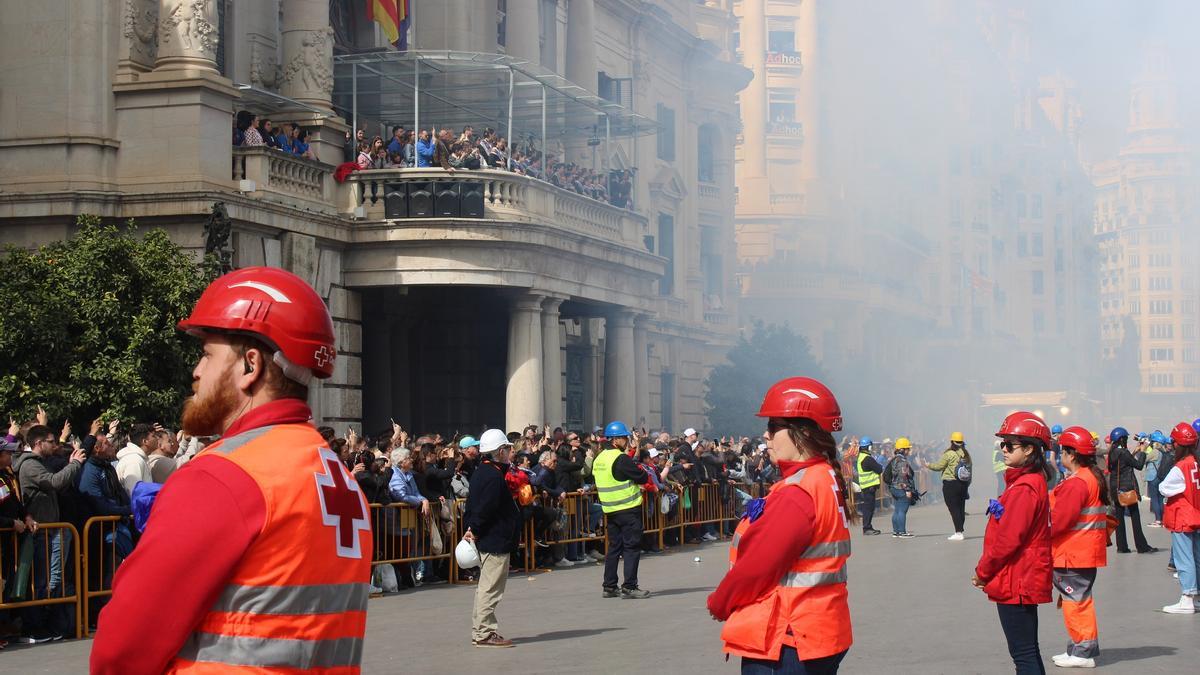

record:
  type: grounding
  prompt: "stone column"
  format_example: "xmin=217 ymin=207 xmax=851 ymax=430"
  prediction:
xmin=603 ymin=310 xmax=636 ymax=425
xmin=541 ymin=296 xmax=566 ymax=427
xmin=120 ymin=0 xmax=160 ymax=76
xmin=506 ymin=293 xmax=546 ymax=432
xmin=741 ymin=0 xmax=768 ymax=182
xmin=156 ymin=0 xmax=220 ymax=72
xmin=505 ymin=0 xmax=541 ymax=64
xmin=565 ymin=0 xmax=597 ymax=92
xmin=280 ymin=0 xmax=334 ymax=111
xmin=633 ymin=315 xmax=650 ymax=429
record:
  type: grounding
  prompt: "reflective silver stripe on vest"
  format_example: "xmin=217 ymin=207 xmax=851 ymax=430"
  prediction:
xmin=211 ymin=583 xmax=371 ymax=616
xmin=206 ymin=425 xmax=278 ymax=455
xmin=596 ymin=481 xmax=634 ymax=493
xmin=602 ymin=491 xmax=642 ymax=509
xmin=779 ymin=565 xmax=848 ymax=588
xmin=799 ymin=539 xmax=852 ymax=559
xmin=1080 ymin=507 xmax=1107 ymax=515
xmin=177 ymin=633 xmax=363 ymax=669
xmin=731 ymin=532 xmax=741 ymax=549
xmin=1070 ymin=521 xmax=1107 ymax=531
xmin=783 ymin=468 xmax=809 ymax=485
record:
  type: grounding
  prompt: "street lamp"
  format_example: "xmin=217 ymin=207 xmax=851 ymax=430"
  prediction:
xmin=1059 ymin=406 xmax=1070 ymax=416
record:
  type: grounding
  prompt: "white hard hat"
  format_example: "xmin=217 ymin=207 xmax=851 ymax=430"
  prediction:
xmin=479 ymin=428 xmax=511 ymax=455
xmin=455 ymin=537 xmax=480 ymax=569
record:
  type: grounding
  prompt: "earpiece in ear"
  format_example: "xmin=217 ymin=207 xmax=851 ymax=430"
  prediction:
xmin=243 ymin=357 xmax=253 ymax=375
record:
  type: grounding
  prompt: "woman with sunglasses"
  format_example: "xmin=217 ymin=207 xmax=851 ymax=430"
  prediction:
xmin=973 ymin=411 xmax=1054 ymax=674
xmin=1047 ymin=426 xmax=1109 ymax=668
xmin=708 ymin=376 xmax=854 ymax=674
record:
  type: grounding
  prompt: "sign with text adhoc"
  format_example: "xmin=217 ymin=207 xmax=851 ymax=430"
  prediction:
xmin=766 ymin=51 xmax=803 ymax=66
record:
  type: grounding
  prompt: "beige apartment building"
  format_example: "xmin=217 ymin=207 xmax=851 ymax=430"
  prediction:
xmin=731 ymin=0 xmax=1097 ymax=436
xmin=1094 ymin=47 xmax=1200 ymax=410
xmin=0 ymin=0 xmax=749 ymax=435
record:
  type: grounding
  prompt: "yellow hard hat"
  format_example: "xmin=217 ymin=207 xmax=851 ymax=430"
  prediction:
xmin=895 ymin=437 xmax=912 ymax=450
xmin=950 ymin=431 xmax=964 ymax=443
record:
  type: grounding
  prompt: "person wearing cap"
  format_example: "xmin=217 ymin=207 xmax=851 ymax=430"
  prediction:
xmin=463 ymin=429 xmax=521 ymax=647
xmin=973 ymin=412 xmax=1054 ymax=674
xmin=684 ymin=427 xmax=700 ymax=451
xmin=854 ymin=437 xmax=883 ymax=536
xmin=708 ymin=376 xmax=854 ymax=672
xmin=1104 ymin=427 xmax=1157 ymax=554
xmin=459 ymin=435 xmax=482 ymax=478
xmin=884 ymin=438 xmax=916 ymax=538
xmin=0 ymin=438 xmax=36 ymax=636
xmin=928 ymin=431 xmax=973 ymax=541
xmin=1159 ymin=421 xmax=1200 ymax=614
xmin=1047 ymin=426 xmax=1109 ymax=668
xmin=594 ymin=420 xmax=652 ymax=599
xmin=92 ymin=267 xmax=373 ymax=674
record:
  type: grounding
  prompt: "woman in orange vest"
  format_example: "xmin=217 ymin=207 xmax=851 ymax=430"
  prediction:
xmin=707 ymin=376 xmax=854 ymax=674
xmin=1047 ymin=426 xmax=1108 ymax=669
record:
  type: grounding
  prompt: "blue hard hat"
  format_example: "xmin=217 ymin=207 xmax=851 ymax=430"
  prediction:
xmin=1109 ymin=426 xmax=1128 ymax=442
xmin=1050 ymin=424 xmax=1063 ymax=435
xmin=858 ymin=436 xmax=872 ymax=447
xmin=1192 ymin=419 xmax=1200 ymax=435
xmin=604 ymin=421 xmax=630 ymax=438
xmin=1150 ymin=430 xmax=1167 ymax=445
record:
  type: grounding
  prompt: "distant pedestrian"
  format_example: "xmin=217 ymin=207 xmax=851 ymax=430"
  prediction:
xmin=929 ymin=432 xmax=972 ymax=540
xmin=709 ymin=376 xmax=853 ymax=674
xmin=1105 ymin=427 xmax=1157 ymax=554
xmin=1048 ymin=426 xmax=1108 ymax=668
xmin=1159 ymin=421 xmax=1199 ymax=615
xmin=463 ymin=428 xmax=521 ymax=647
xmin=854 ymin=437 xmax=882 ymax=536
xmin=974 ymin=411 xmax=1054 ymax=675
xmin=595 ymin=421 xmax=651 ymax=599
xmin=884 ymin=437 xmax=916 ymax=537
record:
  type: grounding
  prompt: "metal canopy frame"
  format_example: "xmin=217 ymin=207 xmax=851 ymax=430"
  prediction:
xmin=332 ymin=50 xmax=658 ymax=168
xmin=232 ymin=84 xmax=335 ymax=118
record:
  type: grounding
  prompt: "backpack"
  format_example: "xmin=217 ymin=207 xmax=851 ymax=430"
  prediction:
xmin=954 ymin=453 xmax=973 ymax=483
xmin=882 ymin=458 xmax=895 ymax=486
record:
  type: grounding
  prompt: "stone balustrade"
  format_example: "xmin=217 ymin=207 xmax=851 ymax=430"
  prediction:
xmin=339 ymin=168 xmax=647 ymax=247
xmin=232 ymin=146 xmax=334 ymax=213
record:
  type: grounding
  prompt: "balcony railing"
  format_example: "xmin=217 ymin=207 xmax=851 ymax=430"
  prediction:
xmin=698 ymin=183 xmax=720 ymax=200
xmin=339 ymin=168 xmax=647 ymax=247
xmin=232 ymin=147 xmax=334 ymax=213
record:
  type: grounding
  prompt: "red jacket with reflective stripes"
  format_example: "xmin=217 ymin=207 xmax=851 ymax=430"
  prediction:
xmin=1164 ymin=455 xmax=1200 ymax=533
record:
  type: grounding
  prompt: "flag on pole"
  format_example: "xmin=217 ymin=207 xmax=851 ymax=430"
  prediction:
xmin=367 ymin=0 xmax=402 ymax=47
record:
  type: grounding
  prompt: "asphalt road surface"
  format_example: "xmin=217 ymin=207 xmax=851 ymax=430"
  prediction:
xmin=3 ymin=503 xmax=1193 ymax=673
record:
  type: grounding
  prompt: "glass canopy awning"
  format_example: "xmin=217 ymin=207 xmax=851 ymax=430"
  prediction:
xmin=332 ymin=50 xmax=660 ymax=147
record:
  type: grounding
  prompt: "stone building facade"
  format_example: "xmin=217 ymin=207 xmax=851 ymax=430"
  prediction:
xmin=0 ymin=0 xmax=749 ymax=436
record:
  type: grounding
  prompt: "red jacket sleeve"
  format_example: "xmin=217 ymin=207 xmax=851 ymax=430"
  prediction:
xmin=90 ymin=455 xmax=266 ymax=675
xmin=975 ymin=483 xmax=1037 ymax=584
xmin=1049 ymin=478 xmax=1087 ymax=539
xmin=707 ymin=487 xmax=815 ymax=621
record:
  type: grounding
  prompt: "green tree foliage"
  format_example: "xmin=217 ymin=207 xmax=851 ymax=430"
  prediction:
xmin=704 ymin=322 xmax=825 ymax=436
xmin=0 ymin=215 xmax=216 ymax=427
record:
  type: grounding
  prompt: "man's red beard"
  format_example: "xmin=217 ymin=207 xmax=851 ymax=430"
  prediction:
xmin=181 ymin=370 xmax=240 ymax=437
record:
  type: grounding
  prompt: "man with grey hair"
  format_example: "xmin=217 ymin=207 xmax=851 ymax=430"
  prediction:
xmin=463 ymin=429 xmax=521 ymax=648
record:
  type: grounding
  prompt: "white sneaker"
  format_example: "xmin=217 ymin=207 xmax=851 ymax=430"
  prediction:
xmin=1162 ymin=595 xmax=1196 ymax=614
xmin=554 ymin=558 xmax=577 ymax=568
xmin=1051 ymin=652 xmax=1070 ymax=663
xmin=947 ymin=532 xmax=964 ymax=541
xmin=1147 ymin=521 xmax=1162 ymax=528
xmin=702 ymin=533 xmax=718 ymax=542
xmin=1054 ymin=655 xmax=1095 ymax=668
xmin=586 ymin=550 xmax=605 ymax=562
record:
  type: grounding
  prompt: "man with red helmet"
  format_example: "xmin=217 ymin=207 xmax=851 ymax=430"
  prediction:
xmin=708 ymin=376 xmax=854 ymax=673
xmin=92 ymin=268 xmax=373 ymax=674
xmin=1047 ymin=426 xmax=1110 ymax=668
xmin=1158 ymin=421 xmax=1200 ymax=614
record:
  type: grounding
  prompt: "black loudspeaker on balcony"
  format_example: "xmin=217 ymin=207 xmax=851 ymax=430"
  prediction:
xmin=434 ymin=181 xmax=460 ymax=217
xmin=460 ymin=182 xmax=484 ymax=217
xmin=381 ymin=180 xmax=485 ymax=219
xmin=384 ymin=183 xmax=408 ymax=219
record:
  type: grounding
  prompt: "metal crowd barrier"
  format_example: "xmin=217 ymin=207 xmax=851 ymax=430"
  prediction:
xmin=368 ymin=502 xmax=456 ymax=580
xmin=0 ymin=522 xmax=84 ymax=640
xmin=81 ymin=516 xmax=125 ymax=637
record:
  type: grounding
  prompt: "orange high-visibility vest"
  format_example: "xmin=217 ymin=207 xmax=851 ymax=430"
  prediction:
xmin=166 ymin=424 xmax=374 ymax=674
xmin=1050 ymin=467 xmax=1107 ymax=569
xmin=720 ymin=464 xmax=853 ymax=662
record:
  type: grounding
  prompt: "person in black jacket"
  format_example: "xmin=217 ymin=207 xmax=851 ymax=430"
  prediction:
xmin=463 ymin=429 xmax=521 ymax=648
xmin=1105 ymin=428 xmax=1158 ymax=554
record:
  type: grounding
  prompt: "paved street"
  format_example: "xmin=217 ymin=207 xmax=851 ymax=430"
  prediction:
xmin=3 ymin=504 xmax=1193 ymax=674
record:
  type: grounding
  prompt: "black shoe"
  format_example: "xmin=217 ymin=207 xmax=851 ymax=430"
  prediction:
xmin=1117 ymin=548 xmax=1132 ymax=554
xmin=602 ymin=587 xmax=621 ymax=598
xmin=863 ymin=529 xmax=881 ymax=536
xmin=621 ymin=587 xmax=651 ymax=599
xmin=1137 ymin=547 xmax=1159 ymax=554
xmin=1168 ymin=564 xmax=1178 ymax=572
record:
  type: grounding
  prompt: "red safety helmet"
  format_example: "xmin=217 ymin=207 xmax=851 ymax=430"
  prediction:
xmin=1170 ymin=421 xmax=1198 ymax=447
xmin=995 ymin=411 xmax=1052 ymax=449
xmin=756 ymin=376 xmax=843 ymax=432
xmin=178 ymin=267 xmax=336 ymax=381
xmin=1058 ymin=426 xmax=1095 ymax=455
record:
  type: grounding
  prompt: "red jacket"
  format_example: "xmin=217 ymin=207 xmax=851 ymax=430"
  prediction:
xmin=975 ymin=465 xmax=1052 ymax=605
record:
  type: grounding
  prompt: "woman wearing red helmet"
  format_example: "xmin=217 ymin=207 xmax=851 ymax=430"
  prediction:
xmin=1047 ymin=426 xmax=1109 ymax=668
xmin=707 ymin=376 xmax=854 ymax=674
xmin=1158 ymin=422 xmax=1200 ymax=614
xmin=973 ymin=411 xmax=1054 ymax=674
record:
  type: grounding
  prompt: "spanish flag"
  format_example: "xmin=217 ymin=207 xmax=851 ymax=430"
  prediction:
xmin=367 ymin=0 xmax=408 ymax=49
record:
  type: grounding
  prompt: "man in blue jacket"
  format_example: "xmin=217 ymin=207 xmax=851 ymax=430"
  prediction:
xmin=415 ymin=129 xmax=434 ymax=168
xmin=463 ymin=428 xmax=520 ymax=648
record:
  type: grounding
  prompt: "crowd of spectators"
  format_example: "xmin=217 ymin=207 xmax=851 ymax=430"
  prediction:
xmin=233 ymin=109 xmax=316 ymax=161
xmin=344 ymin=124 xmax=635 ymax=209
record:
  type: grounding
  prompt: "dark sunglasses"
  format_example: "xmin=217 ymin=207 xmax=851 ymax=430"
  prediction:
xmin=766 ymin=419 xmax=789 ymax=435
xmin=999 ymin=440 xmax=1030 ymax=452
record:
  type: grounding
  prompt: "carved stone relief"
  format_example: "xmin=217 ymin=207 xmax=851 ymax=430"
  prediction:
xmin=250 ymin=42 xmax=282 ymax=90
xmin=122 ymin=0 xmax=159 ymax=68
xmin=158 ymin=0 xmax=219 ymax=64
xmin=281 ymin=27 xmax=334 ymax=100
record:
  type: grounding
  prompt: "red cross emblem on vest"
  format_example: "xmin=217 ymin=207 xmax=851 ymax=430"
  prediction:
xmin=314 ymin=447 xmax=370 ymax=559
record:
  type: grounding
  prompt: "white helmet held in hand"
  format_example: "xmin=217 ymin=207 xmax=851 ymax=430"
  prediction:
xmin=455 ymin=537 xmax=481 ymax=569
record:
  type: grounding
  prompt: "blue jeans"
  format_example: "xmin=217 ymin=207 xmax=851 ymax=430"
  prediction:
xmin=996 ymin=603 xmax=1045 ymax=674
xmin=1148 ymin=480 xmax=1163 ymax=521
xmin=28 ymin=529 xmax=72 ymax=635
xmin=1171 ymin=530 xmax=1200 ymax=595
xmin=742 ymin=646 xmax=846 ymax=674
xmin=890 ymin=488 xmax=911 ymax=533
